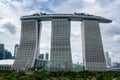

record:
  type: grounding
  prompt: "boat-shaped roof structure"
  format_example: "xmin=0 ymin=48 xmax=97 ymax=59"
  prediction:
xmin=21 ymin=12 xmax=112 ymax=23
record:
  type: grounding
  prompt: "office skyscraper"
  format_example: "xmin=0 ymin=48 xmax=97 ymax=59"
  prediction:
xmin=38 ymin=54 xmax=44 ymax=59
xmin=45 ymin=53 xmax=49 ymax=60
xmin=4 ymin=50 xmax=12 ymax=59
xmin=0 ymin=44 xmax=5 ymax=60
xmin=105 ymin=52 xmax=111 ymax=67
xmin=0 ymin=44 xmax=12 ymax=60
xmin=14 ymin=44 xmax=19 ymax=59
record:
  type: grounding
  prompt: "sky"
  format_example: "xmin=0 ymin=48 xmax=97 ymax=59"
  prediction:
xmin=0 ymin=0 xmax=120 ymax=64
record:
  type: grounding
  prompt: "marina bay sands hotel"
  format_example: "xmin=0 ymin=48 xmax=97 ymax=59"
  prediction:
xmin=13 ymin=12 xmax=112 ymax=71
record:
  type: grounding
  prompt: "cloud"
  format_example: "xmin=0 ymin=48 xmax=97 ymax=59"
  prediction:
xmin=82 ymin=0 xmax=96 ymax=3
xmin=0 ymin=0 xmax=120 ymax=64
xmin=113 ymin=35 xmax=120 ymax=42
xmin=3 ymin=22 xmax=16 ymax=35
xmin=0 ymin=18 xmax=16 ymax=35
xmin=0 ymin=28 xmax=5 ymax=33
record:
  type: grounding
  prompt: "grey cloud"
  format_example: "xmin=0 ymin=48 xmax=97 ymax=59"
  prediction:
xmin=11 ymin=0 xmax=23 ymax=2
xmin=103 ymin=26 xmax=120 ymax=36
xmin=112 ymin=35 xmax=120 ymax=43
xmin=0 ymin=0 xmax=120 ymax=63
xmin=3 ymin=22 xmax=16 ymax=35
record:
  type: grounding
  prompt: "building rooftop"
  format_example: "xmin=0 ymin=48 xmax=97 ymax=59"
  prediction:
xmin=0 ymin=59 xmax=14 ymax=65
xmin=21 ymin=12 xmax=112 ymax=23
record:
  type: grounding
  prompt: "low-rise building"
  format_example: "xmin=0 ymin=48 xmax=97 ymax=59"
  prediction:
xmin=112 ymin=62 xmax=120 ymax=71
xmin=34 ymin=59 xmax=49 ymax=70
xmin=73 ymin=63 xmax=84 ymax=72
xmin=0 ymin=59 xmax=14 ymax=70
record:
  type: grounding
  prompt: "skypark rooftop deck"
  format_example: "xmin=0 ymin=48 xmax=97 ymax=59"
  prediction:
xmin=21 ymin=13 xmax=112 ymax=23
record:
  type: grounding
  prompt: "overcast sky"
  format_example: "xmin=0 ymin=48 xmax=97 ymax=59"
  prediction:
xmin=0 ymin=0 xmax=120 ymax=64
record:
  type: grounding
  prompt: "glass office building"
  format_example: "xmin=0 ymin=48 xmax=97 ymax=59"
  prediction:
xmin=14 ymin=44 xmax=19 ymax=59
xmin=0 ymin=44 xmax=4 ymax=60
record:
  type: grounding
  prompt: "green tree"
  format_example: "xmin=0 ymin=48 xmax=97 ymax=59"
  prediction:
xmin=19 ymin=76 xmax=33 ymax=80
xmin=96 ymin=74 xmax=104 ymax=80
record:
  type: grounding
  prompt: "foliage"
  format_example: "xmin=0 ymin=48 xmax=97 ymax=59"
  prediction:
xmin=0 ymin=69 xmax=120 ymax=80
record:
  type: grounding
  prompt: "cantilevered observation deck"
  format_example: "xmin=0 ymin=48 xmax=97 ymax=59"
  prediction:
xmin=21 ymin=13 xmax=112 ymax=23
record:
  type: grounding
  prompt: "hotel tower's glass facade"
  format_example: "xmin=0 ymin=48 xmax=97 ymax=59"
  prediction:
xmin=13 ymin=20 xmax=41 ymax=71
xmin=81 ymin=20 xmax=106 ymax=71
xmin=50 ymin=19 xmax=73 ymax=71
